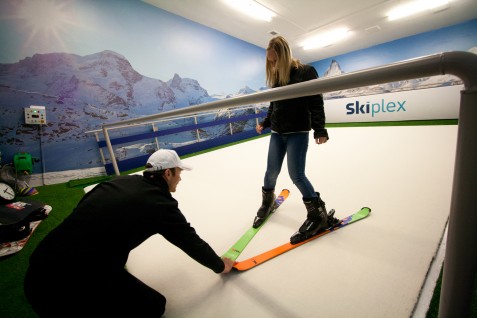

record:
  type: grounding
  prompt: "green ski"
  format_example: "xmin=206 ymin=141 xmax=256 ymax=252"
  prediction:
xmin=222 ymin=189 xmax=290 ymax=261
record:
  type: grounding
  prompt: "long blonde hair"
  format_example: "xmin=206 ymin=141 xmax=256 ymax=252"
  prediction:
xmin=266 ymin=36 xmax=302 ymax=87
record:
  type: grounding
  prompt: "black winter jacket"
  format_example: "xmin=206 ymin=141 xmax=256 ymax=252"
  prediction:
xmin=260 ymin=64 xmax=328 ymax=139
xmin=29 ymin=174 xmax=225 ymax=274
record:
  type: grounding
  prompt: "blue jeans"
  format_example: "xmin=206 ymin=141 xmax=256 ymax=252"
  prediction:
xmin=263 ymin=132 xmax=318 ymax=200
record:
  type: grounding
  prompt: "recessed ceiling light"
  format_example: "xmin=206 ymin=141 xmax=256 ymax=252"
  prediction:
xmin=301 ymin=28 xmax=351 ymax=50
xmin=224 ymin=0 xmax=275 ymax=22
xmin=387 ymin=0 xmax=451 ymax=21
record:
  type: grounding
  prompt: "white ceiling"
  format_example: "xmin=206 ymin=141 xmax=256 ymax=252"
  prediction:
xmin=143 ymin=0 xmax=477 ymax=63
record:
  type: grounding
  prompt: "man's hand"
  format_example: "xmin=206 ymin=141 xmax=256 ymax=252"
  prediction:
xmin=256 ymin=124 xmax=264 ymax=134
xmin=221 ymin=257 xmax=235 ymax=274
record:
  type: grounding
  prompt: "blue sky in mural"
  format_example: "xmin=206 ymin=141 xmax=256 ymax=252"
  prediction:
xmin=0 ymin=0 xmax=266 ymax=95
xmin=2 ymin=0 xmax=476 ymax=93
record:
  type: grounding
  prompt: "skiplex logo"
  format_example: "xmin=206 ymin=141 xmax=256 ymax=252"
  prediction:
xmin=346 ymin=99 xmax=406 ymax=117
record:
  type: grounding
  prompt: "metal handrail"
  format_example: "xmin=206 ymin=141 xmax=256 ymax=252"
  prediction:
xmin=85 ymin=104 xmax=264 ymax=135
xmin=101 ymin=51 xmax=477 ymax=317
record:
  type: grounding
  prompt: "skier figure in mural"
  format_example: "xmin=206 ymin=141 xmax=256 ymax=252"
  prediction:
xmin=253 ymin=35 xmax=339 ymax=244
xmin=24 ymin=149 xmax=234 ymax=317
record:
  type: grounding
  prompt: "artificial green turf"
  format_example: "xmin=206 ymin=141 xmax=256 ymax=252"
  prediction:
xmin=0 ymin=183 xmax=86 ymax=318
xmin=67 ymin=175 xmax=112 ymax=188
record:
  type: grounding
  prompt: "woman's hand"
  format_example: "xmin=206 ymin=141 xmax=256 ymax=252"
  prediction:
xmin=315 ymin=137 xmax=328 ymax=144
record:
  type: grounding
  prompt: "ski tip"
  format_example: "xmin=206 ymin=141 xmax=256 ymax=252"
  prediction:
xmin=362 ymin=207 xmax=372 ymax=213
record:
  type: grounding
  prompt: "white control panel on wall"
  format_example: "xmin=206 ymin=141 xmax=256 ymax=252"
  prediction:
xmin=25 ymin=105 xmax=47 ymax=125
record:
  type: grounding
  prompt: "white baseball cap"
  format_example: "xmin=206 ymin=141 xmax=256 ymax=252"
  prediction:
xmin=145 ymin=149 xmax=192 ymax=172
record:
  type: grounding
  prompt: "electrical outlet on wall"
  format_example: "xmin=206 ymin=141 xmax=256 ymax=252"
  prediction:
xmin=24 ymin=105 xmax=47 ymax=125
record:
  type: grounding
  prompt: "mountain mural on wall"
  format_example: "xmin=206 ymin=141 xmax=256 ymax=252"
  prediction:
xmin=0 ymin=50 xmax=224 ymax=173
xmin=0 ymin=48 xmax=473 ymax=177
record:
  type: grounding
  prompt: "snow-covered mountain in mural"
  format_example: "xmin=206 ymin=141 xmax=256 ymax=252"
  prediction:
xmin=0 ymin=50 xmax=228 ymax=172
xmin=323 ymin=59 xmax=345 ymax=78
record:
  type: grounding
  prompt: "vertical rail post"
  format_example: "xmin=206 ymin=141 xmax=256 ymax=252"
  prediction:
xmin=194 ymin=115 xmax=200 ymax=142
xmin=102 ymin=126 xmax=120 ymax=176
xmin=439 ymin=87 xmax=477 ymax=317
xmin=152 ymin=123 xmax=160 ymax=150
xmin=228 ymin=110 xmax=233 ymax=135
xmin=94 ymin=132 xmax=106 ymax=166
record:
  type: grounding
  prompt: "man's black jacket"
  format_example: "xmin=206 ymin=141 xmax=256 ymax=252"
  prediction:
xmin=29 ymin=174 xmax=225 ymax=273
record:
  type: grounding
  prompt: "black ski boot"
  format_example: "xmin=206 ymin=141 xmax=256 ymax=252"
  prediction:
xmin=253 ymin=188 xmax=276 ymax=228
xmin=327 ymin=209 xmax=341 ymax=228
xmin=290 ymin=195 xmax=329 ymax=244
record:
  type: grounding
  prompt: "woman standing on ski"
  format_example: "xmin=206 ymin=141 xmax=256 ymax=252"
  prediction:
xmin=253 ymin=35 xmax=336 ymax=244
